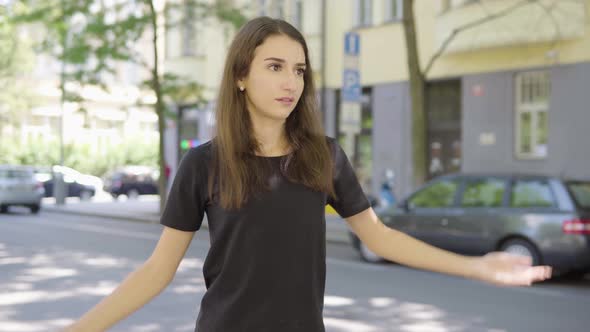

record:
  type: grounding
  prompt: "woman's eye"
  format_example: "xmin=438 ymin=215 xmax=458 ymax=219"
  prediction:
xmin=296 ymin=68 xmax=306 ymax=76
xmin=269 ymin=64 xmax=281 ymax=71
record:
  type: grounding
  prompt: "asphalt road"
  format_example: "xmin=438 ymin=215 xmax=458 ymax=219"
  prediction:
xmin=1 ymin=209 xmax=589 ymax=332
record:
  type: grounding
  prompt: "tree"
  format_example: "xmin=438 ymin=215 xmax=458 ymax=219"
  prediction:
xmin=0 ymin=2 xmax=39 ymax=145
xmin=401 ymin=0 xmax=580 ymax=187
xmin=11 ymin=0 xmax=247 ymax=211
xmin=402 ymin=0 xmax=426 ymax=188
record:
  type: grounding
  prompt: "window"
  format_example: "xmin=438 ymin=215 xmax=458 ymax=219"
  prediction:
xmin=165 ymin=2 xmax=199 ymax=58
xmin=270 ymin=0 xmax=285 ymax=19
xmin=291 ymin=0 xmax=303 ymax=30
xmin=258 ymin=0 xmax=268 ymax=16
xmin=566 ymin=181 xmax=590 ymax=209
xmin=182 ymin=1 xmax=196 ymax=57
xmin=510 ymin=180 xmax=555 ymax=208
xmin=354 ymin=0 xmax=373 ymax=27
xmin=164 ymin=5 xmax=179 ymax=59
xmin=409 ymin=179 xmax=459 ymax=208
xmin=461 ymin=178 xmax=506 ymax=208
xmin=0 ymin=169 xmax=32 ymax=180
xmin=384 ymin=0 xmax=403 ymax=21
xmin=515 ymin=71 xmax=550 ymax=159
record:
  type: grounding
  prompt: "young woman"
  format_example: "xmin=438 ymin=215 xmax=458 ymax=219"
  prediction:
xmin=65 ymin=17 xmax=552 ymax=332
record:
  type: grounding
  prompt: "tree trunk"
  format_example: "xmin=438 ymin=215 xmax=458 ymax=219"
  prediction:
xmin=148 ymin=0 xmax=167 ymax=213
xmin=402 ymin=0 xmax=427 ymax=187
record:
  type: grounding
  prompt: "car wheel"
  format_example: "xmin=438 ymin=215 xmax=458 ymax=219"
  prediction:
xmin=79 ymin=191 xmax=92 ymax=201
xmin=359 ymin=242 xmax=383 ymax=263
xmin=126 ymin=189 xmax=140 ymax=200
xmin=0 ymin=205 xmax=7 ymax=213
xmin=500 ymin=238 xmax=541 ymax=266
xmin=30 ymin=204 xmax=40 ymax=214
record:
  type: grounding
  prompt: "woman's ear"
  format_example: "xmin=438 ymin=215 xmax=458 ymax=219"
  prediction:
xmin=237 ymin=80 xmax=245 ymax=92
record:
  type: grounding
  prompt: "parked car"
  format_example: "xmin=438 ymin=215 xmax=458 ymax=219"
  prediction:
xmin=103 ymin=166 xmax=159 ymax=200
xmin=350 ymin=173 xmax=590 ymax=277
xmin=34 ymin=166 xmax=98 ymax=201
xmin=0 ymin=165 xmax=45 ymax=214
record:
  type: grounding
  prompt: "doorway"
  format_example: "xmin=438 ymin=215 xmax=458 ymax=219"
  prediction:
xmin=426 ymin=80 xmax=462 ymax=179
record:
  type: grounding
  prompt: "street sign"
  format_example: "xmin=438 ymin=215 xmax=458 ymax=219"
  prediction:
xmin=339 ymin=102 xmax=362 ymax=134
xmin=342 ymin=69 xmax=361 ymax=102
xmin=341 ymin=31 xmax=362 ymax=135
xmin=344 ymin=31 xmax=360 ymax=57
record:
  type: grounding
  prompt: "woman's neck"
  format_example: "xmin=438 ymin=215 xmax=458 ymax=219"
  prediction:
xmin=250 ymin=117 xmax=290 ymax=157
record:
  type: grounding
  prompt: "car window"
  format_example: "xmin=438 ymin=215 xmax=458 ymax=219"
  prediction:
xmin=510 ymin=180 xmax=555 ymax=208
xmin=461 ymin=178 xmax=506 ymax=207
xmin=566 ymin=181 xmax=590 ymax=209
xmin=0 ymin=169 xmax=32 ymax=180
xmin=409 ymin=179 xmax=459 ymax=208
xmin=34 ymin=172 xmax=52 ymax=182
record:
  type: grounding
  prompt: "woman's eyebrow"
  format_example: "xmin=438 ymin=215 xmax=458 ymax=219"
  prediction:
xmin=263 ymin=57 xmax=306 ymax=67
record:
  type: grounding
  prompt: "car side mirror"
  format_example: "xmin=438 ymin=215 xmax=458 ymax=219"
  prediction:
xmin=398 ymin=200 xmax=411 ymax=212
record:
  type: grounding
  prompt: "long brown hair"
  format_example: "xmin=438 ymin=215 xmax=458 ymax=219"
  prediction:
xmin=209 ymin=16 xmax=335 ymax=209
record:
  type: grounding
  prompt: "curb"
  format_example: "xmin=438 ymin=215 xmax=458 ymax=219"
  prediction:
xmin=42 ymin=207 xmax=351 ymax=245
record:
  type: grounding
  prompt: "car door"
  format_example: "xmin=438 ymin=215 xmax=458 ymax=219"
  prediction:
xmin=405 ymin=178 xmax=461 ymax=250
xmin=1 ymin=169 xmax=33 ymax=202
xmin=446 ymin=177 xmax=508 ymax=255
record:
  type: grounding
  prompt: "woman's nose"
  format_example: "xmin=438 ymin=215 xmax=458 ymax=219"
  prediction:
xmin=281 ymin=72 xmax=298 ymax=91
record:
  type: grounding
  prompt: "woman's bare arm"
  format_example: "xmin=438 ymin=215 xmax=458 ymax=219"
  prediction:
xmin=64 ymin=226 xmax=195 ymax=332
xmin=346 ymin=208 xmax=551 ymax=286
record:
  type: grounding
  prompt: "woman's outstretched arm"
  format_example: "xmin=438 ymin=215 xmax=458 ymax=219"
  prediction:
xmin=346 ymin=208 xmax=551 ymax=286
xmin=64 ymin=226 xmax=195 ymax=332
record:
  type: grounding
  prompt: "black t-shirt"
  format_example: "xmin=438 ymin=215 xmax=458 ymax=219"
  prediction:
xmin=160 ymin=136 xmax=370 ymax=332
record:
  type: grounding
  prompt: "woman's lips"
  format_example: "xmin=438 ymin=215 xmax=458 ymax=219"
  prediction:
xmin=275 ymin=97 xmax=295 ymax=106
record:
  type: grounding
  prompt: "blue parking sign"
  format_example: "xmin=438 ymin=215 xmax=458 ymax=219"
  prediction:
xmin=342 ymin=69 xmax=361 ymax=102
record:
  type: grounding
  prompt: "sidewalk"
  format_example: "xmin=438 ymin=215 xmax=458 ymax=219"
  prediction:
xmin=41 ymin=195 xmax=352 ymax=244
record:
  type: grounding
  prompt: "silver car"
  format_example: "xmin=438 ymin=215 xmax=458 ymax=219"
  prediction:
xmin=0 ymin=165 xmax=45 ymax=214
xmin=351 ymin=173 xmax=590 ymax=277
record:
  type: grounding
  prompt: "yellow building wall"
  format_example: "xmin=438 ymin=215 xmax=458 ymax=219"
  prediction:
xmin=324 ymin=0 xmax=590 ymax=87
xmin=429 ymin=0 xmax=590 ymax=79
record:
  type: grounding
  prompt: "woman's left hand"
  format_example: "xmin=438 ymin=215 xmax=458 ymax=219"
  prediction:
xmin=472 ymin=252 xmax=552 ymax=286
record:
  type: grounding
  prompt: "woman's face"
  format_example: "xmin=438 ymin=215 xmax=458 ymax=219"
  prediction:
xmin=238 ymin=34 xmax=306 ymax=122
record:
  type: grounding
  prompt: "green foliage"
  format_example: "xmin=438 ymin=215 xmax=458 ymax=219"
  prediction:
xmin=0 ymin=3 xmax=39 ymax=127
xmin=7 ymin=0 xmax=246 ymax=206
xmin=0 ymin=135 xmax=157 ymax=177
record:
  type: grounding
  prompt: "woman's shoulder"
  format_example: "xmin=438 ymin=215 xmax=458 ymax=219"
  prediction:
xmin=184 ymin=140 xmax=214 ymax=163
xmin=323 ymin=135 xmax=343 ymax=155
xmin=324 ymin=135 xmax=336 ymax=145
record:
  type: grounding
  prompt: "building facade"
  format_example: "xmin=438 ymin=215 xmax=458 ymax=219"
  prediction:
xmin=162 ymin=0 xmax=590 ymax=199
xmin=2 ymin=2 xmax=160 ymax=165
xmin=322 ymin=0 xmax=590 ymax=199
xmin=161 ymin=0 xmax=327 ymax=178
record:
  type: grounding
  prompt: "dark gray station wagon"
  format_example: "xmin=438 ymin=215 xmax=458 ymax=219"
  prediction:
xmin=351 ymin=173 xmax=590 ymax=277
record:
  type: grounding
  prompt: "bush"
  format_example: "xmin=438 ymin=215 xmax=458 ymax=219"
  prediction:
xmin=0 ymin=135 xmax=158 ymax=177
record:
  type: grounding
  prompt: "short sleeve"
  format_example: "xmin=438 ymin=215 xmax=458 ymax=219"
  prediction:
xmin=326 ymin=138 xmax=371 ymax=218
xmin=160 ymin=146 xmax=208 ymax=232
